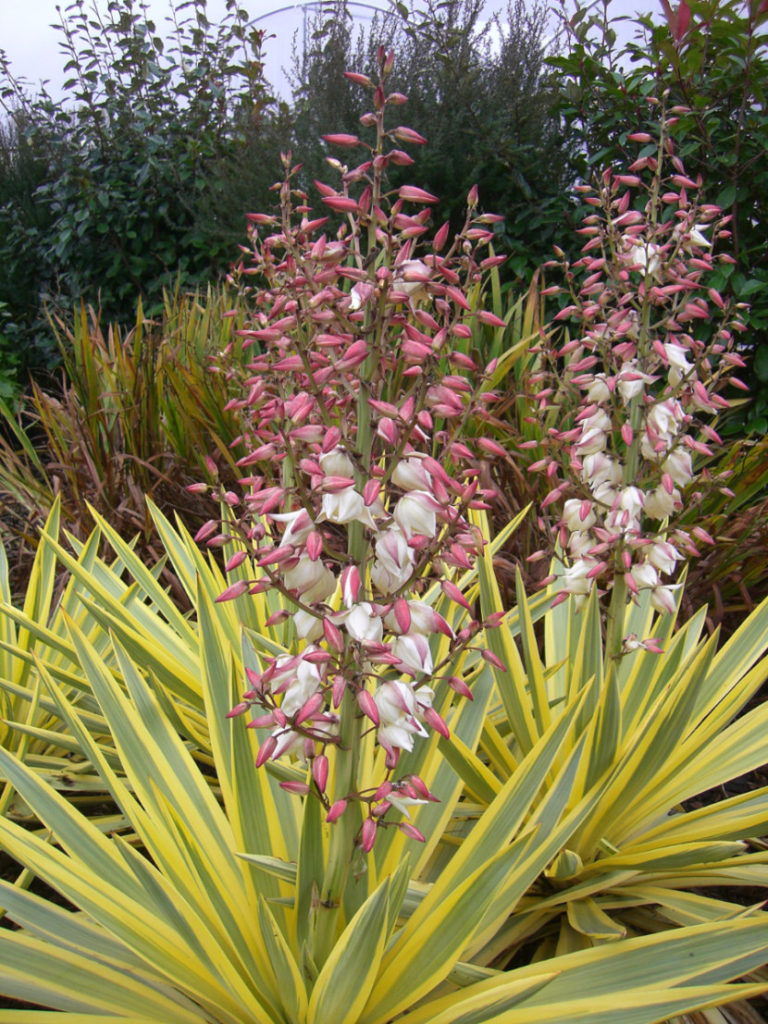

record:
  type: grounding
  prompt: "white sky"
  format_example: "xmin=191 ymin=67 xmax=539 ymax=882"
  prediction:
xmin=0 ymin=0 xmax=660 ymax=100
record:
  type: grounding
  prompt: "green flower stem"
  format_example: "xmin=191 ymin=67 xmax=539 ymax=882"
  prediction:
xmin=605 ymin=568 xmax=628 ymax=671
xmin=313 ymin=295 xmax=379 ymax=968
xmin=314 ymin=690 xmax=363 ymax=965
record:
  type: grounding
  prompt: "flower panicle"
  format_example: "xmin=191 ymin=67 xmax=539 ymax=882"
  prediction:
xmin=207 ymin=52 xmax=507 ymax=848
xmin=534 ymin=108 xmax=743 ymax=641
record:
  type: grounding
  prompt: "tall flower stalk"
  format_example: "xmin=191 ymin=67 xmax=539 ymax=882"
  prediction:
xmin=194 ymin=48 xmax=506 ymax=947
xmin=530 ymin=97 xmax=746 ymax=663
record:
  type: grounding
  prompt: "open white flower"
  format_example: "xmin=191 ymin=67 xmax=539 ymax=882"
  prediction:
xmin=616 ymin=360 xmax=654 ymax=402
xmin=342 ymin=602 xmax=384 ymax=645
xmin=587 ymin=373 xmax=611 ymax=404
xmin=648 ymin=540 xmax=682 ymax=577
xmin=688 ymin=224 xmax=711 ymax=248
xmin=394 ymin=491 xmax=439 ymax=539
xmin=270 ymin=508 xmax=314 ymax=547
xmin=650 ymin=583 xmax=681 ymax=615
xmin=374 ymin=680 xmax=429 ymax=754
xmin=282 ymin=556 xmax=336 ymax=603
xmin=581 ymin=452 xmax=622 ymax=491
xmin=562 ymin=498 xmax=596 ymax=533
xmin=662 ymin=448 xmax=694 ymax=487
xmin=624 ymin=238 xmax=662 ymax=277
xmin=319 ymin=447 xmax=355 ymax=478
xmin=561 ymin=558 xmax=596 ymax=609
xmin=387 ymin=792 xmax=428 ymax=818
xmin=391 ymin=633 xmax=433 ymax=676
xmin=644 ymin=484 xmax=681 ymax=520
xmin=631 ymin=561 xmax=659 ymax=591
xmin=320 ymin=486 xmax=378 ymax=529
xmin=293 ymin=609 xmax=324 ymax=641
xmin=392 ymin=454 xmax=432 ymax=492
xmin=371 ymin=527 xmax=415 ymax=593
xmin=393 ymin=259 xmax=431 ymax=302
xmin=575 ymin=408 xmax=612 ymax=456
xmin=664 ymin=342 xmax=695 ymax=386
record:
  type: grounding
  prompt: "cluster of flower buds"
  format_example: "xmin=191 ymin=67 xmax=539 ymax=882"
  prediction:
xmin=196 ymin=48 xmax=508 ymax=849
xmin=528 ymin=100 xmax=746 ymax=626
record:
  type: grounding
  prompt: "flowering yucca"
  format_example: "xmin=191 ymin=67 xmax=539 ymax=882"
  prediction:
xmin=529 ymin=97 xmax=746 ymax=655
xmin=196 ymin=47 xmax=506 ymax=855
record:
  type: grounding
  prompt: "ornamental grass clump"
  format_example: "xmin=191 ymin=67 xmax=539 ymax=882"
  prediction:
xmin=524 ymin=100 xmax=749 ymax=658
xmin=200 ymin=47 xmax=509 ymax=862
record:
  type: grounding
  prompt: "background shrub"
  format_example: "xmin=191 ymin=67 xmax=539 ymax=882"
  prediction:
xmin=0 ymin=0 xmax=285 ymax=385
xmin=287 ymin=0 xmax=574 ymax=283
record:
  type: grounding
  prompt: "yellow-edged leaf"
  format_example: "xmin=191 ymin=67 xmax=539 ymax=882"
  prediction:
xmin=308 ymin=875 xmax=392 ymax=1024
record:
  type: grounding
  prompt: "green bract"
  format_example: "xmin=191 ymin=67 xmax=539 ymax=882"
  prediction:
xmin=0 ymin=504 xmax=767 ymax=1021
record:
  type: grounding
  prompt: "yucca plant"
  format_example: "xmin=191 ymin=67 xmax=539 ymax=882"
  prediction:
xmin=1 ymin=503 xmax=768 ymax=1021
xmin=468 ymin=519 xmax=768 ymax=982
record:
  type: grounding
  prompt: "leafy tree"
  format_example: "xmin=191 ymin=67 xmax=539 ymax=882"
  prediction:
xmin=0 ymin=0 xmax=283 ymax=384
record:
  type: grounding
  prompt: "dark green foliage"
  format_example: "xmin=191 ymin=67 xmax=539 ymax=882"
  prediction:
xmin=0 ymin=0 xmax=285 ymax=388
xmin=287 ymin=0 xmax=574 ymax=285
xmin=550 ymin=0 xmax=768 ymax=434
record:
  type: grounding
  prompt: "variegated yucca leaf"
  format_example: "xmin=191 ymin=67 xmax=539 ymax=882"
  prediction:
xmin=470 ymin=506 xmax=768 ymax=970
xmin=1 ymin=504 xmax=767 ymax=1021
xmin=0 ymin=615 xmax=766 ymax=1022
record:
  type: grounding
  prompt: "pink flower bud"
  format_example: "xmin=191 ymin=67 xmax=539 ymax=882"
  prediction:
xmin=357 ymin=688 xmax=380 ymax=725
xmin=445 ymin=285 xmax=471 ymax=311
xmin=332 ymin=676 xmax=347 ymax=708
xmin=226 ymin=702 xmax=249 ymax=718
xmin=434 ymin=221 xmax=450 ymax=251
xmin=398 ymin=822 xmax=426 ymax=842
xmin=305 ymin=531 xmax=324 ymax=561
xmin=279 ymin=781 xmax=311 ymax=795
xmin=255 ymin=735 xmax=278 ymax=768
xmin=194 ymin=520 xmax=219 ymax=543
xmin=399 ymin=185 xmax=439 ymax=204
xmin=343 ymin=71 xmax=373 ymax=87
xmin=394 ymin=598 xmax=411 ymax=633
xmin=377 ymin=417 xmax=399 ymax=444
xmin=326 ymin=799 xmax=348 ymax=823
xmin=312 ymin=755 xmax=329 ymax=794
xmin=225 ymin=551 xmax=249 ymax=572
xmin=448 ymin=676 xmax=473 ymax=699
xmin=265 ymin=609 xmax=292 ymax=627
xmin=295 ymin=692 xmax=324 ymax=726
xmin=392 ymin=126 xmax=427 ymax=145
xmin=257 ymin=545 xmax=295 ymax=566
xmin=321 ymin=427 xmax=342 ymax=452
xmin=303 ymin=648 xmax=331 ymax=664
xmin=323 ymin=618 xmax=345 ymax=652
xmin=322 ymin=196 xmax=360 ymax=213
xmin=480 ymin=649 xmax=507 ymax=672
xmin=361 ymin=818 xmax=378 ymax=852
xmin=363 ymin=479 xmax=381 ymax=506
xmin=423 ymin=706 xmax=450 ymax=740
xmin=373 ymin=781 xmax=393 ymax=801
xmin=476 ymin=437 xmax=507 ymax=457
xmin=215 ymin=580 xmax=251 ymax=602
xmin=691 ymin=526 xmax=715 ymax=545
xmin=441 ymin=579 xmax=471 ymax=611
